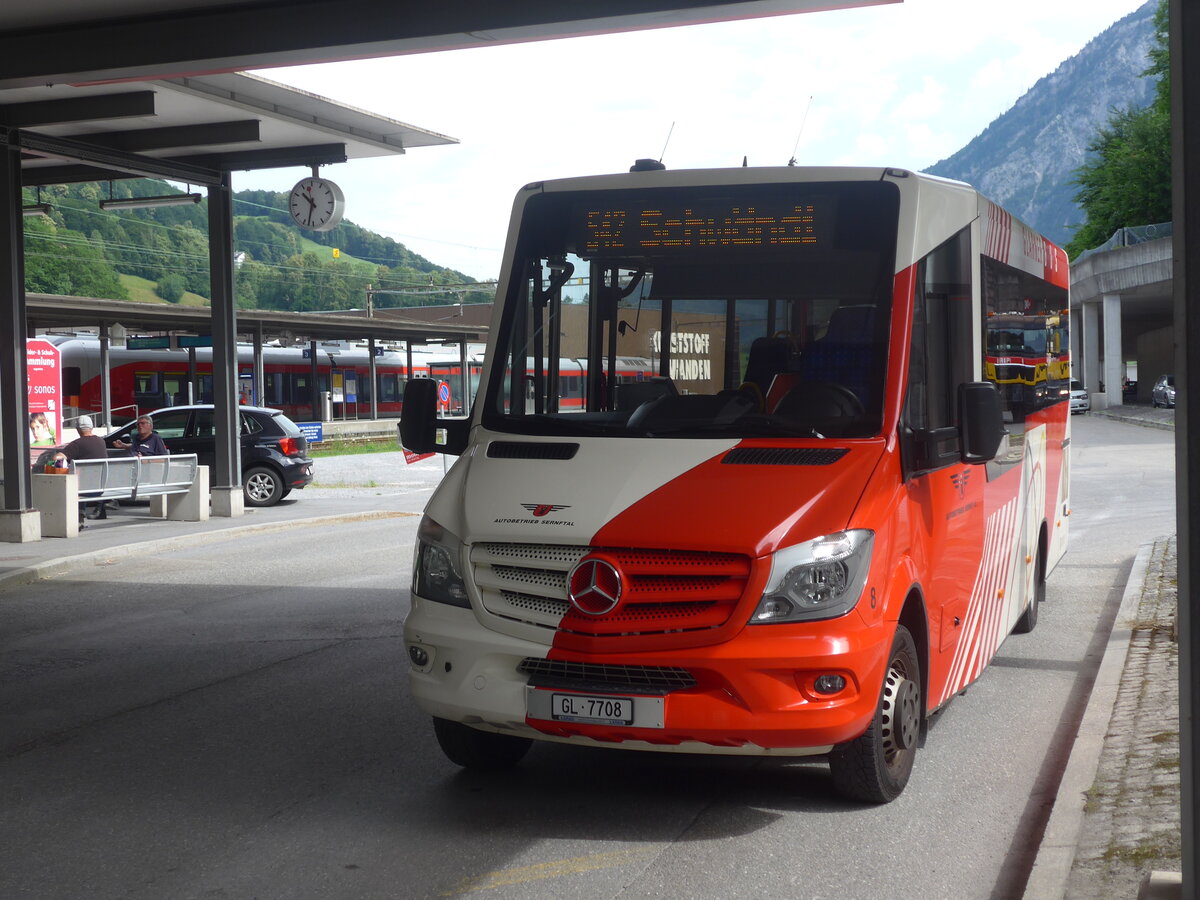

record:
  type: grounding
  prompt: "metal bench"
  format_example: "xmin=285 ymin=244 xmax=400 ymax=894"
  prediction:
xmin=32 ymin=454 xmax=207 ymax=537
xmin=75 ymin=454 xmax=199 ymax=501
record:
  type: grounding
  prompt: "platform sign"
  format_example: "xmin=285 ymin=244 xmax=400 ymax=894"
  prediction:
xmin=344 ymin=372 xmax=358 ymax=403
xmin=127 ymin=336 xmax=171 ymax=350
xmin=296 ymin=422 xmax=324 ymax=443
xmin=26 ymin=338 xmax=62 ymax=451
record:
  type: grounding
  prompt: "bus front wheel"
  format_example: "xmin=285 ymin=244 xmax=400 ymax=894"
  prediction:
xmin=829 ymin=624 xmax=921 ymax=803
xmin=432 ymin=717 xmax=532 ymax=771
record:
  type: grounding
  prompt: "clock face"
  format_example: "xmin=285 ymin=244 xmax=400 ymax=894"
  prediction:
xmin=288 ymin=177 xmax=345 ymax=232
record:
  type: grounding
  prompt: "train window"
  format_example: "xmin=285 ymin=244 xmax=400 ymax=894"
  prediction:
xmin=289 ymin=374 xmax=310 ymax=405
xmin=133 ymin=371 xmax=160 ymax=395
xmin=63 ymin=367 xmax=82 ymax=396
xmin=163 ymin=374 xmax=187 ymax=407
xmin=380 ymin=375 xmax=398 ymax=402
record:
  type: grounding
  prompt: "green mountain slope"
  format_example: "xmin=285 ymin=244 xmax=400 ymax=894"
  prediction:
xmin=22 ymin=181 xmax=492 ymax=311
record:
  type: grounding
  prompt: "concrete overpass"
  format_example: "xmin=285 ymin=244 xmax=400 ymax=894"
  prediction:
xmin=1069 ymin=226 xmax=1173 ymax=408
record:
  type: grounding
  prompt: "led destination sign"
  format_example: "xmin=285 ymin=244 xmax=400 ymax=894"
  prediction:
xmin=575 ymin=198 xmax=828 ymax=255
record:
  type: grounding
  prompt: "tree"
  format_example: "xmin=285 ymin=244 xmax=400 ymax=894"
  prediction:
xmin=23 ymin=216 xmax=128 ymax=299
xmin=1066 ymin=0 xmax=1170 ymax=258
xmin=157 ymin=273 xmax=186 ymax=303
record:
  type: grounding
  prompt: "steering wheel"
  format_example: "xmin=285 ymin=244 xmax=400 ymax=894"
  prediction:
xmin=776 ymin=380 xmax=865 ymax=420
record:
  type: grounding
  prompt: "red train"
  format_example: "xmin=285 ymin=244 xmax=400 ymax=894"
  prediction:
xmin=49 ymin=335 xmax=654 ymax=423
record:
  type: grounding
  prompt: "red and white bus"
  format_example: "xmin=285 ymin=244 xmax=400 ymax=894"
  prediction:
xmin=399 ymin=165 xmax=1070 ymax=802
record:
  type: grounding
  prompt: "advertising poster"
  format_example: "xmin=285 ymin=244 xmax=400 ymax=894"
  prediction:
xmin=26 ymin=338 xmax=62 ymax=453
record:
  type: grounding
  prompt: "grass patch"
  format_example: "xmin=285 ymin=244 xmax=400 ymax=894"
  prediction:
xmin=309 ymin=439 xmax=399 ymax=458
xmin=1103 ymin=832 xmax=1181 ymax=865
xmin=118 ymin=273 xmax=208 ymax=306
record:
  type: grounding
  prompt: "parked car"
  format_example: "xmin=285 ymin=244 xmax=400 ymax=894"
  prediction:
xmin=104 ymin=404 xmax=314 ymax=506
xmin=1151 ymin=374 xmax=1176 ymax=409
xmin=1069 ymin=379 xmax=1090 ymax=414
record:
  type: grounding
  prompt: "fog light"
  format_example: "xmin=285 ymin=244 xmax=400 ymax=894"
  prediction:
xmin=408 ymin=645 xmax=429 ymax=667
xmin=814 ymin=674 xmax=846 ymax=695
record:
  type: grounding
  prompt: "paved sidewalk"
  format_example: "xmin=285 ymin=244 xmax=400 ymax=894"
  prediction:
xmin=1026 ymin=403 xmax=1182 ymax=898
xmin=1063 ymin=535 xmax=1181 ymax=897
xmin=1088 ymin=402 xmax=1176 ymax=431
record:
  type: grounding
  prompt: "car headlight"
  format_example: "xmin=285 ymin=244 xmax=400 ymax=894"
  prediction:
xmin=751 ymin=530 xmax=874 ymax=623
xmin=412 ymin=516 xmax=470 ymax=608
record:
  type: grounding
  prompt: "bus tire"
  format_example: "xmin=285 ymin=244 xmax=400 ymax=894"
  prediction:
xmin=1013 ymin=547 xmax=1045 ymax=634
xmin=829 ymin=624 xmax=920 ymax=803
xmin=433 ymin=717 xmax=532 ymax=771
xmin=243 ymin=466 xmax=283 ymax=507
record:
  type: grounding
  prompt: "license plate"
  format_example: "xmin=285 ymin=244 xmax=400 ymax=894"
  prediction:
xmin=525 ymin=687 xmax=665 ymax=728
xmin=551 ymin=692 xmax=633 ymax=725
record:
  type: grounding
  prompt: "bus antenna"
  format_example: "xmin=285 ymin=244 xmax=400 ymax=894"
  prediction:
xmin=659 ymin=121 xmax=675 ymax=164
xmin=788 ymin=95 xmax=814 ymax=166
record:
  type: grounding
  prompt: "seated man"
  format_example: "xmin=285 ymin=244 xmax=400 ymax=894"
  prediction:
xmin=114 ymin=415 xmax=168 ymax=457
xmin=56 ymin=416 xmax=109 ymax=522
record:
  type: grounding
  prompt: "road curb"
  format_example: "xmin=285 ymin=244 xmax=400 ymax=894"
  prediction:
xmin=0 ymin=509 xmax=417 ymax=590
xmin=1023 ymin=538 xmax=1157 ymax=899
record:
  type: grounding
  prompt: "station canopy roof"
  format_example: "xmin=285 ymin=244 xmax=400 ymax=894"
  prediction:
xmin=0 ymin=1 xmax=890 ymax=90
xmin=8 ymin=71 xmax=456 ymax=187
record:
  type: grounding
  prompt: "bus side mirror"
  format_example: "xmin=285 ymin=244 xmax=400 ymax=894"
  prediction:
xmin=959 ymin=382 xmax=1004 ymax=464
xmin=399 ymin=378 xmax=469 ymax=456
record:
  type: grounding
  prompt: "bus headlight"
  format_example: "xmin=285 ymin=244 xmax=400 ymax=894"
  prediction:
xmin=751 ymin=530 xmax=874 ymax=623
xmin=413 ymin=516 xmax=470 ymax=608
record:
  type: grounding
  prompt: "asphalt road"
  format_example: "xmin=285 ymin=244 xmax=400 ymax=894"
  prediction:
xmin=0 ymin=415 xmax=1175 ymax=899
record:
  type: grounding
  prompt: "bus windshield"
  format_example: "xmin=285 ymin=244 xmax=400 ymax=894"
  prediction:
xmin=481 ymin=180 xmax=900 ymax=440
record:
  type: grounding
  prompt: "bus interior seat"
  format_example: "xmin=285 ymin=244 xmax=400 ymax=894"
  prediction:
xmin=742 ymin=336 xmax=793 ymax=396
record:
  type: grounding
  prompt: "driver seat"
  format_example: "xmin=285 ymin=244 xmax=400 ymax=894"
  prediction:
xmin=794 ymin=305 xmax=886 ymax=414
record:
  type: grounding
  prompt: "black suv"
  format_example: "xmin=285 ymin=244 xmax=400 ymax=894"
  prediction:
xmin=105 ymin=404 xmax=314 ymax=507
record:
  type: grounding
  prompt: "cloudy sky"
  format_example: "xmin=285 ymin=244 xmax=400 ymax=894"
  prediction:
xmin=236 ymin=0 xmax=1148 ymax=281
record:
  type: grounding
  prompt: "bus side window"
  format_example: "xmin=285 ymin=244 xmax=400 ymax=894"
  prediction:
xmin=902 ymin=227 xmax=973 ymax=477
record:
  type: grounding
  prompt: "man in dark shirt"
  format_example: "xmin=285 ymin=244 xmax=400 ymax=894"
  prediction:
xmin=58 ymin=415 xmax=107 ymax=462
xmin=56 ymin=416 xmax=109 ymax=523
xmin=114 ymin=415 xmax=169 ymax=456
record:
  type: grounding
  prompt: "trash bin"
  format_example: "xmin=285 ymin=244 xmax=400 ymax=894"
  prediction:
xmin=320 ymin=390 xmax=333 ymax=422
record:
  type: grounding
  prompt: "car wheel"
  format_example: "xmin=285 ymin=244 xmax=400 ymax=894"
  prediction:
xmin=243 ymin=465 xmax=283 ymax=507
xmin=280 ymin=487 xmax=292 ymax=499
xmin=432 ymin=717 xmax=532 ymax=771
xmin=828 ymin=624 xmax=921 ymax=803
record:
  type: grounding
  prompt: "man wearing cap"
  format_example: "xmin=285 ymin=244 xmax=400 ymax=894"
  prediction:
xmin=58 ymin=416 xmax=107 ymax=462
xmin=57 ymin=416 xmax=109 ymax=523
